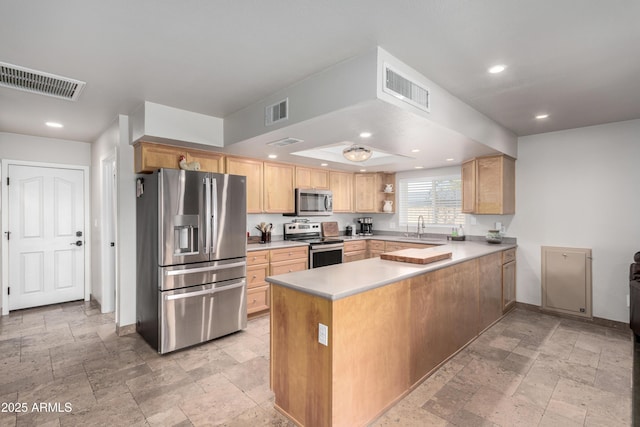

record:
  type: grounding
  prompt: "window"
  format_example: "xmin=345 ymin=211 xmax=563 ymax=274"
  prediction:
xmin=398 ymin=175 xmax=464 ymax=226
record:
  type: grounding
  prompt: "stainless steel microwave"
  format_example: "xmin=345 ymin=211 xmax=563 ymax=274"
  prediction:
xmin=295 ymin=188 xmax=333 ymax=216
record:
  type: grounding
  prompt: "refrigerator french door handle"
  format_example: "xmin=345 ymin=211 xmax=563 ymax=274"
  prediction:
xmin=211 ymin=177 xmax=218 ymax=254
xmin=163 ymin=280 xmax=245 ymax=301
xmin=204 ymin=177 xmax=211 ymax=254
xmin=163 ymin=261 xmax=247 ymax=276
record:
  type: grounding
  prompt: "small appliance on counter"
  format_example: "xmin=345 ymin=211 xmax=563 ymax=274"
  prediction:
xmin=345 ymin=225 xmax=353 ymax=236
xmin=357 ymin=217 xmax=373 ymax=236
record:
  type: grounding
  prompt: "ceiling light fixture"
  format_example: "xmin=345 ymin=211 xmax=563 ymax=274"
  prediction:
xmin=360 ymin=169 xmax=367 ymax=172
xmin=414 ymin=166 xmax=424 ymax=169
xmin=359 ymin=132 xmax=372 ymax=138
xmin=320 ymin=163 xmax=328 ymax=167
xmin=268 ymin=154 xmax=277 ymax=159
xmin=535 ymin=114 xmax=549 ymax=119
xmin=488 ymin=64 xmax=506 ymax=74
xmin=446 ymin=158 xmax=454 ymax=162
xmin=343 ymin=144 xmax=372 ymax=162
xmin=411 ymin=149 xmax=420 ymax=153
xmin=45 ymin=121 xmax=63 ymax=128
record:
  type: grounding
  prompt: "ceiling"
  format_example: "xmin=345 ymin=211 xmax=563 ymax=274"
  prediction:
xmin=1 ymin=1 xmax=639 ymax=168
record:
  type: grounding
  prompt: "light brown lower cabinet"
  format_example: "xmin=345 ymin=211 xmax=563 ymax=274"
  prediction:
xmin=502 ymin=248 xmax=517 ymax=312
xmin=343 ymin=240 xmax=367 ymax=263
xmin=270 ymin=252 xmax=506 ymax=427
xmin=247 ymin=250 xmax=270 ymax=318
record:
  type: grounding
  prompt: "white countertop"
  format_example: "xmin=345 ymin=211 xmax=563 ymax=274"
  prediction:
xmin=266 ymin=240 xmax=516 ymax=301
xmin=246 ymin=240 xmax=309 ymax=251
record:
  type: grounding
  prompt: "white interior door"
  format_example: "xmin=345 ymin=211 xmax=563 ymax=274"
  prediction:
xmin=8 ymin=164 xmax=85 ymax=310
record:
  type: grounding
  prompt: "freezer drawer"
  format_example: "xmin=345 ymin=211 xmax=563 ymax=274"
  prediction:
xmin=159 ymin=258 xmax=246 ymax=291
xmin=159 ymin=278 xmax=247 ymax=354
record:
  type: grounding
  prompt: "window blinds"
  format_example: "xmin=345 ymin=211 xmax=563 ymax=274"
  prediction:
xmin=398 ymin=175 xmax=464 ymax=226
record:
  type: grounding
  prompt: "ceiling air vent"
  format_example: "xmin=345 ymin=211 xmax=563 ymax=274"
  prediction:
xmin=266 ymin=137 xmax=303 ymax=147
xmin=383 ymin=64 xmax=430 ymax=112
xmin=0 ymin=62 xmax=86 ymax=101
xmin=265 ymin=98 xmax=288 ymax=126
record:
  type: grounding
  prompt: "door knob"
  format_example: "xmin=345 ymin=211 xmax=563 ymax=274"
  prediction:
xmin=71 ymin=240 xmax=83 ymax=246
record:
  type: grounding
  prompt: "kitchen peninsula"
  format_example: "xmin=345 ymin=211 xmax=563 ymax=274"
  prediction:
xmin=266 ymin=240 xmax=516 ymax=427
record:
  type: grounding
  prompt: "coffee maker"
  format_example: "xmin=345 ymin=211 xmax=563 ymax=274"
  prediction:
xmin=358 ymin=217 xmax=373 ymax=236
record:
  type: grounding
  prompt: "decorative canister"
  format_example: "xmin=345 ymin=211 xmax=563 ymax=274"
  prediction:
xmin=485 ymin=229 xmax=503 ymax=244
xmin=383 ymin=200 xmax=393 ymax=212
xmin=384 ymin=184 xmax=394 ymax=193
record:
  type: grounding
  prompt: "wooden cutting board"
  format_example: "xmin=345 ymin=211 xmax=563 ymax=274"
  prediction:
xmin=380 ymin=248 xmax=452 ymax=265
xmin=321 ymin=221 xmax=340 ymax=237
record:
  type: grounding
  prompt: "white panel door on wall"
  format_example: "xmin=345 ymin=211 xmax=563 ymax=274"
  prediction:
xmin=8 ymin=165 xmax=85 ymax=310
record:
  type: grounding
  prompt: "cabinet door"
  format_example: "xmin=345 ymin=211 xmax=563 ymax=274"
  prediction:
xmin=264 ymin=162 xmax=295 ymax=213
xmin=461 ymin=160 xmax=476 ymax=213
xmin=226 ymin=157 xmax=263 ymax=213
xmin=296 ymin=167 xmax=330 ymax=190
xmin=186 ymin=150 xmax=224 ymax=173
xmin=247 ymin=286 xmax=269 ymax=315
xmin=134 ymin=141 xmax=186 ymax=173
xmin=330 ymin=171 xmax=354 ymax=213
xmin=478 ymin=252 xmax=503 ymax=332
xmin=354 ymin=174 xmax=377 ymax=212
xmin=502 ymin=260 xmax=516 ymax=312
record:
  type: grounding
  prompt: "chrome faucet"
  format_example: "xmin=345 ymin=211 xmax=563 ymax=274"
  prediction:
xmin=417 ymin=215 xmax=425 ymax=238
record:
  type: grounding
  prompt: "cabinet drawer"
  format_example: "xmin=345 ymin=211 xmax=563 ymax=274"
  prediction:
xmin=368 ymin=240 xmax=385 ymax=251
xmin=344 ymin=240 xmax=366 ymax=252
xmin=271 ymin=259 xmax=308 ymax=275
xmin=248 ymin=250 xmax=270 ymax=266
xmin=270 ymin=246 xmax=308 ymax=263
xmin=369 ymin=250 xmax=384 ymax=258
xmin=344 ymin=251 xmax=367 ymax=263
xmin=247 ymin=264 xmax=268 ymax=289
xmin=502 ymin=248 xmax=516 ymax=264
xmin=247 ymin=285 xmax=269 ymax=315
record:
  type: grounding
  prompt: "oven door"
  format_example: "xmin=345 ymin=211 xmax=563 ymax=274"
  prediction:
xmin=310 ymin=243 xmax=343 ymax=268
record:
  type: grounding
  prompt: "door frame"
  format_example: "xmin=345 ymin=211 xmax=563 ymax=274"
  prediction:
xmin=1 ymin=159 xmax=91 ymax=315
xmin=100 ymin=152 xmax=117 ymax=314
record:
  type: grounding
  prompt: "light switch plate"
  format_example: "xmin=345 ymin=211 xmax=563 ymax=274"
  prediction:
xmin=318 ymin=323 xmax=328 ymax=346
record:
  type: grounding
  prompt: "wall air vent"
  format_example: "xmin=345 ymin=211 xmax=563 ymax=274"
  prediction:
xmin=0 ymin=62 xmax=86 ymax=101
xmin=383 ymin=64 xmax=430 ymax=112
xmin=266 ymin=137 xmax=303 ymax=147
xmin=265 ymin=98 xmax=288 ymax=126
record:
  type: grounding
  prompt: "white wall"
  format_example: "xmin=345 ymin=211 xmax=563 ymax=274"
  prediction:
xmin=91 ymin=120 xmax=119 ymax=311
xmin=510 ymin=119 xmax=640 ymax=322
xmin=0 ymin=132 xmax=91 ymax=165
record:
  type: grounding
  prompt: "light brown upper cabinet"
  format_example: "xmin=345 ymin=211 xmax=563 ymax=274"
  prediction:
xmin=134 ymin=141 xmax=187 ymax=173
xmin=263 ymin=162 xmax=295 ymax=213
xmin=226 ymin=156 xmax=263 ymax=214
xmin=354 ymin=173 xmax=377 ymax=212
xmin=186 ymin=150 xmax=224 ymax=173
xmin=295 ymin=167 xmax=330 ymax=190
xmin=330 ymin=171 xmax=354 ymax=213
xmin=354 ymin=172 xmax=396 ymax=213
xmin=461 ymin=155 xmax=515 ymax=215
xmin=134 ymin=141 xmax=224 ymax=174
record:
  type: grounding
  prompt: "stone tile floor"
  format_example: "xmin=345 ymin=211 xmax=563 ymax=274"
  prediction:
xmin=0 ymin=301 xmax=632 ymax=426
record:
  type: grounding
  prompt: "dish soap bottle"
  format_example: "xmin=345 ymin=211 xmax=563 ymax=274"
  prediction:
xmin=458 ymin=225 xmax=465 ymax=237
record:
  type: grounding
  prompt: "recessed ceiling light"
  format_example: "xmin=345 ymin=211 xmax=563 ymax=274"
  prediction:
xmin=360 ymin=169 xmax=367 ymax=172
xmin=535 ymin=114 xmax=549 ymax=119
xmin=320 ymin=163 xmax=328 ymax=167
xmin=414 ymin=166 xmax=424 ymax=169
xmin=268 ymin=154 xmax=277 ymax=159
xmin=45 ymin=122 xmax=63 ymax=128
xmin=411 ymin=149 xmax=420 ymax=153
xmin=359 ymin=132 xmax=372 ymax=138
xmin=446 ymin=158 xmax=455 ymax=162
xmin=488 ymin=64 xmax=506 ymax=74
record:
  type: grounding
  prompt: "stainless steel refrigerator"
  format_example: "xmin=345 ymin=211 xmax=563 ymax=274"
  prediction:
xmin=136 ymin=168 xmax=247 ymax=354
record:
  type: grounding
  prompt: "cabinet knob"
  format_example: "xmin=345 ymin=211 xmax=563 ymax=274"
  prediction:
xmin=252 ymin=275 xmax=257 ymax=279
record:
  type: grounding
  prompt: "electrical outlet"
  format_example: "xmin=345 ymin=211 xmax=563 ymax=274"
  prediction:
xmin=318 ymin=323 xmax=328 ymax=346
